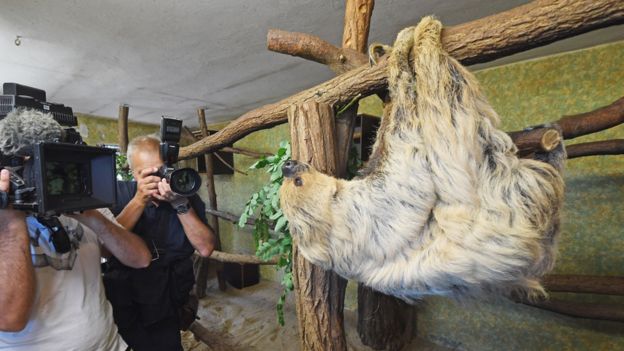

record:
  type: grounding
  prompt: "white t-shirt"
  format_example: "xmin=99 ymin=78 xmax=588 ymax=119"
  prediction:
xmin=0 ymin=210 xmax=127 ymax=351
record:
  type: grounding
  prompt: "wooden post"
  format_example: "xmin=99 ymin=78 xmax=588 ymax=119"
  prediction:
xmin=117 ymin=104 xmax=129 ymax=154
xmin=289 ymin=101 xmax=347 ymax=351
xmin=195 ymin=108 xmax=226 ymax=296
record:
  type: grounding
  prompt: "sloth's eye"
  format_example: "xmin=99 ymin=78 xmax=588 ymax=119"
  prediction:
xmin=294 ymin=177 xmax=303 ymax=187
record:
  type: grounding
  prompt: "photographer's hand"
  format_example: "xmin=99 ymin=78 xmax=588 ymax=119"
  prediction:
xmin=153 ymin=178 xmax=187 ymax=206
xmin=133 ymin=167 xmax=161 ymax=205
xmin=117 ymin=167 xmax=161 ymax=231
xmin=0 ymin=169 xmax=35 ymax=332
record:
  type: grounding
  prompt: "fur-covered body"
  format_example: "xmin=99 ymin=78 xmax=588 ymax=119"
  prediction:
xmin=280 ymin=18 xmax=565 ymax=300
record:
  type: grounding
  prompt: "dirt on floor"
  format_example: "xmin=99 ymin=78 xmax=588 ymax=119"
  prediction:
xmin=181 ymin=279 xmax=449 ymax=351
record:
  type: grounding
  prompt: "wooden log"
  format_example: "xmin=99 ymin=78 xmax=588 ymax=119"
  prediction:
xmin=117 ymin=104 xmax=129 ymax=154
xmin=508 ymin=127 xmax=562 ymax=156
xmin=289 ymin=101 xmax=347 ymax=351
xmin=522 ymin=299 xmax=624 ymax=322
xmin=209 ymin=250 xmax=278 ymax=265
xmin=544 ymin=274 xmax=624 ymax=295
xmin=195 ymin=108 xmax=226 ymax=296
xmin=267 ymin=30 xmax=368 ymax=74
xmin=566 ymin=139 xmax=624 ymax=159
xmin=180 ymin=0 xmax=624 ymax=160
xmin=188 ymin=321 xmax=241 ymax=351
xmin=557 ymin=97 xmax=624 ymax=139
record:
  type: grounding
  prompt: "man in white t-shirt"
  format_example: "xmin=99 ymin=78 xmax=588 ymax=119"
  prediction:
xmin=0 ymin=168 xmax=152 ymax=350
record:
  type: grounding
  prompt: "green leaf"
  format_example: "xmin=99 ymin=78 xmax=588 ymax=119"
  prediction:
xmin=250 ymin=158 xmax=269 ymax=169
xmin=274 ymin=216 xmax=288 ymax=233
xmin=238 ymin=212 xmax=249 ymax=227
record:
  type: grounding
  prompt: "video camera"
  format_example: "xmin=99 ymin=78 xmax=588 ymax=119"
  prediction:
xmin=0 ymin=83 xmax=117 ymax=216
xmin=152 ymin=117 xmax=201 ymax=196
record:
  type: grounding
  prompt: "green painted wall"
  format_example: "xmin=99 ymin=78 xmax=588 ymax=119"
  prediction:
xmin=210 ymin=40 xmax=624 ymax=350
xmin=75 ymin=113 xmax=158 ymax=146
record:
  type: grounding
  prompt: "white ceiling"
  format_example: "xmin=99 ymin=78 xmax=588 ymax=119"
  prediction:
xmin=1 ymin=0 xmax=622 ymax=127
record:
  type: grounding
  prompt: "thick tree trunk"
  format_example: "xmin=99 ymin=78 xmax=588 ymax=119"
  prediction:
xmin=357 ymin=286 xmax=415 ymax=351
xmin=288 ymin=101 xmax=347 ymax=351
xmin=195 ymin=108 xmax=226 ymax=296
xmin=179 ymin=0 xmax=624 ymax=159
xmin=117 ymin=104 xmax=129 ymax=154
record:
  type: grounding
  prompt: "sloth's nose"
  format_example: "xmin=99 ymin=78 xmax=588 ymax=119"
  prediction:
xmin=282 ymin=160 xmax=300 ymax=178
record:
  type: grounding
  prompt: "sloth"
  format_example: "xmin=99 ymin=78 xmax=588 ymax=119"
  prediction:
xmin=279 ymin=17 xmax=565 ymax=300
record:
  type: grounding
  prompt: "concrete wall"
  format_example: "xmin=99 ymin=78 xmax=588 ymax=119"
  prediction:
xmin=208 ymin=40 xmax=624 ymax=350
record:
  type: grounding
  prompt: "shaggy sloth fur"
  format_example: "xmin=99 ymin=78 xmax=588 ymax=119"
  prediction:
xmin=279 ymin=17 xmax=565 ymax=300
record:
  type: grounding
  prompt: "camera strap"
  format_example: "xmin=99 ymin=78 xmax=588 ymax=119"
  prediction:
xmin=35 ymin=216 xmax=72 ymax=254
xmin=0 ymin=191 xmax=8 ymax=209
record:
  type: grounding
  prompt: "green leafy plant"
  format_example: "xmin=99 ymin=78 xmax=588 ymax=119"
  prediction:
xmin=116 ymin=153 xmax=134 ymax=181
xmin=238 ymin=141 xmax=293 ymax=325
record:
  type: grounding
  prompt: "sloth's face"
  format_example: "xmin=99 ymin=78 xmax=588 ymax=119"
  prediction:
xmin=282 ymin=160 xmax=310 ymax=187
xmin=280 ymin=159 xmax=337 ymax=220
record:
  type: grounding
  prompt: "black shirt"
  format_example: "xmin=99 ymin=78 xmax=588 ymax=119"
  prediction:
xmin=104 ymin=181 xmax=208 ymax=329
xmin=111 ymin=180 xmax=208 ymax=267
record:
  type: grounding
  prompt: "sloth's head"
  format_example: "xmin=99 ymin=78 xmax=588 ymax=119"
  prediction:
xmin=279 ymin=159 xmax=338 ymax=267
xmin=280 ymin=160 xmax=337 ymax=210
xmin=279 ymin=160 xmax=339 ymax=223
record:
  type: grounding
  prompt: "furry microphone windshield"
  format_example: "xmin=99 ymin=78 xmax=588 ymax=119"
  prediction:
xmin=0 ymin=108 xmax=63 ymax=156
xmin=279 ymin=17 xmax=565 ymax=300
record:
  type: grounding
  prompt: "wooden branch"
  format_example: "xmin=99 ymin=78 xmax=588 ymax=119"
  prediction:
xmin=180 ymin=0 xmax=624 ymax=160
xmin=508 ymin=127 xmax=562 ymax=156
xmin=522 ymin=299 xmax=624 ymax=322
xmin=544 ymin=274 xmax=624 ymax=295
xmin=222 ymin=146 xmax=272 ymax=158
xmin=189 ymin=128 xmax=272 ymax=158
xmin=267 ymin=30 xmax=368 ymax=74
xmin=206 ymin=208 xmax=256 ymax=227
xmin=117 ymin=104 xmax=129 ymax=154
xmin=566 ymin=139 xmax=624 ymax=159
xmin=209 ymin=250 xmax=278 ymax=265
xmin=557 ymin=97 xmax=624 ymax=139
xmin=213 ymin=151 xmax=248 ymax=175
xmin=442 ymin=1 xmax=624 ymax=66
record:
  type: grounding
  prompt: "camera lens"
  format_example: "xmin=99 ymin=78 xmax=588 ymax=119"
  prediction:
xmin=169 ymin=168 xmax=202 ymax=196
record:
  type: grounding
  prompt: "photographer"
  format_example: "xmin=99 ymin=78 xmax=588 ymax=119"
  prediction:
xmin=106 ymin=135 xmax=216 ymax=351
xmin=0 ymin=168 xmax=152 ymax=350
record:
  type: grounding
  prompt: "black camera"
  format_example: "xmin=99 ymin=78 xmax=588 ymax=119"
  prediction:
xmin=0 ymin=83 xmax=117 ymax=216
xmin=153 ymin=117 xmax=201 ymax=196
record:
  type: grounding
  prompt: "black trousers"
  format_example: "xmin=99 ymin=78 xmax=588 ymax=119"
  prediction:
xmin=119 ymin=314 xmax=183 ymax=351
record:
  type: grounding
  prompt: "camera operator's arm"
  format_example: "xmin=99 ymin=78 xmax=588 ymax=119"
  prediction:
xmin=0 ymin=169 xmax=35 ymax=332
xmin=116 ymin=167 xmax=161 ymax=230
xmin=155 ymin=180 xmax=216 ymax=257
xmin=70 ymin=209 xmax=151 ymax=269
